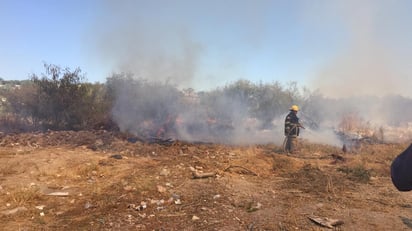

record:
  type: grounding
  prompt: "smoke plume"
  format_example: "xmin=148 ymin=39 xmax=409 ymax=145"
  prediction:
xmin=306 ymin=0 xmax=412 ymax=98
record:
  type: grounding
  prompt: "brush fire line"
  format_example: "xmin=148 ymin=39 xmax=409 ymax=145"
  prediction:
xmin=128 ymin=115 xmax=235 ymax=144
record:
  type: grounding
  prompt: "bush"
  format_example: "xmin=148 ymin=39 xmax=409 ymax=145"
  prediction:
xmin=3 ymin=64 xmax=112 ymax=131
xmin=337 ymin=165 xmax=371 ymax=183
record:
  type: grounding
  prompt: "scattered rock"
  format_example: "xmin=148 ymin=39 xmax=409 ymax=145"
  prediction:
xmin=110 ymin=154 xmax=123 ymax=159
xmin=192 ymin=215 xmax=200 ymax=221
xmin=157 ymin=185 xmax=167 ymax=193
xmin=123 ymin=185 xmax=134 ymax=191
xmin=128 ymin=202 xmax=147 ymax=211
xmin=159 ymin=168 xmax=170 ymax=176
xmin=247 ymin=202 xmax=262 ymax=212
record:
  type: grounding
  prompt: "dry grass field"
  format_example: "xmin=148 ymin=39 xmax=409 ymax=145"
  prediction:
xmin=0 ymin=130 xmax=411 ymax=230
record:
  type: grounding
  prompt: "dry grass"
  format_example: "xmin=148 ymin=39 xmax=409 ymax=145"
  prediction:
xmin=6 ymin=186 xmax=41 ymax=206
xmin=0 ymin=132 xmax=410 ymax=230
xmin=0 ymin=161 xmax=19 ymax=176
xmin=337 ymin=165 xmax=371 ymax=183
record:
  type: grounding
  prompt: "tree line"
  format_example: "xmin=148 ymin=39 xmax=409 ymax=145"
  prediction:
xmin=1 ymin=64 xmax=412 ymax=135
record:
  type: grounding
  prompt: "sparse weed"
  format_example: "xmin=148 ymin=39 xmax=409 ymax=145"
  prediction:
xmin=8 ymin=186 xmax=41 ymax=205
xmin=76 ymin=162 xmax=99 ymax=177
xmin=272 ymin=156 xmax=292 ymax=172
xmin=337 ymin=165 xmax=371 ymax=183
xmin=0 ymin=161 xmax=19 ymax=176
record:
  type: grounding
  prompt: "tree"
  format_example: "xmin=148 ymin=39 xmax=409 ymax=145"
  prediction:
xmin=27 ymin=64 xmax=108 ymax=130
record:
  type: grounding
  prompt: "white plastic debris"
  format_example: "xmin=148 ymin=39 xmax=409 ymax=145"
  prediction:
xmin=35 ymin=205 xmax=45 ymax=210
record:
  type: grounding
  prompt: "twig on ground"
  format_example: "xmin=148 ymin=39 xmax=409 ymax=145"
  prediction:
xmin=223 ymin=165 xmax=257 ymax=176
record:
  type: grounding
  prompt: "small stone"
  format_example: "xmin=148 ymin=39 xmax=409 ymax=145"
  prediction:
xmin=157 ymin=185 xmax=167 ymax=193
xmin=159 ymin=168 xmax=170 ymax=176
xmin=124 ymin=185 xmax=133 ymax=191
xmin=192 ymin=215 xmax=200 ymax=221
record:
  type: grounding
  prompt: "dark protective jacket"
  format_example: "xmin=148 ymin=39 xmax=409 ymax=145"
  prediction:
xmin=391 ymin=144 xmax=412 ymax=191
xmin=284 ymin=111 xmax=300 ymax=137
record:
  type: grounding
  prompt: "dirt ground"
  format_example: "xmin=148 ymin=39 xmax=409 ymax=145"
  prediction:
xmin=0 ymin=130 xmax=412 ymax=231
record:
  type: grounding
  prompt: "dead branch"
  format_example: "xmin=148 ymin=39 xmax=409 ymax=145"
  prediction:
xmin=192 ymin=171 xmax=216 ymax=179
xmin=223 ymin=165 xmax=257 ymax=176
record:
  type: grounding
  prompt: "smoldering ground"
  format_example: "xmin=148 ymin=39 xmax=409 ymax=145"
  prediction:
xmin=107 ymin=74 xmax=412 ymax=147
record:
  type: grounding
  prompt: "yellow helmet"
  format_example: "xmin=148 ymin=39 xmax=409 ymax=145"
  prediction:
xmin=290 ymin=105 xmax=299 ymax=111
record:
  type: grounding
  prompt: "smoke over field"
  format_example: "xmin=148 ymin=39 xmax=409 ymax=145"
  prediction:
xmin=107 ymin=74 xmax=412 ymax=147
xmin=89 ymin=0 xmax=412 ymax=146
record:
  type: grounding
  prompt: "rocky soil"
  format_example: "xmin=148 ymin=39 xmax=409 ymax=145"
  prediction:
xmin=0 ymin=130 xmax=411 ymax=230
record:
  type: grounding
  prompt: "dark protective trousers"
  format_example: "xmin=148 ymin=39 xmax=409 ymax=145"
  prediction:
xmin=391 ymin=144 xmax=412 ymax=191
xmin=285 ymin=136 xmax=298 ymax=154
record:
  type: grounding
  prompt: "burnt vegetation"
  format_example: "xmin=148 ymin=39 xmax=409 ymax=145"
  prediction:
xmin=1 ymin=63 xmax=412 ymax=145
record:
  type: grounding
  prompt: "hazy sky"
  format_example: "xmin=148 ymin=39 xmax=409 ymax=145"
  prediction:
xmin=1 ymin=0 xmax=412 ymax=97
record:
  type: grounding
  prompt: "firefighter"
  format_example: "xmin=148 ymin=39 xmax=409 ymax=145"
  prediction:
xmin=284 ymin=105 xmax=304 ymax=154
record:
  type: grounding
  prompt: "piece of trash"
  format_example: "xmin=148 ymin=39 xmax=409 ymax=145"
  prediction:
xmin=128 ymin=202 xmax=147 ymax=211
xmin=35 ymin=205 xmax=46 ymax=210
xmin=84 ymin=202 xmax=92 ymax=209
xmin=47 ymin=192 xmax=69 ymax=196
xmin=174 ymin=199 xmax=182 ymax=205
xmin=308 ymin=216 xmax=344 ymax=229
xmin=213 ymin=194 xmax=221 ymax=200
xmin=110 ymin=154 xmax=123 ymax=159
